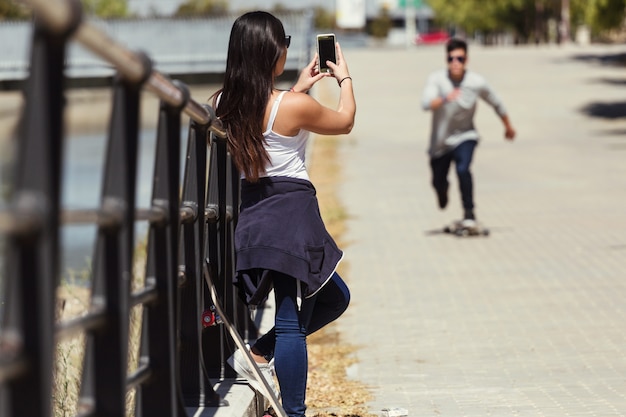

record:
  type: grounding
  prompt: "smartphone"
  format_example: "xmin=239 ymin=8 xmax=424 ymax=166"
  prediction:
xmin=316 ymin=33 xmax=336 ymax=74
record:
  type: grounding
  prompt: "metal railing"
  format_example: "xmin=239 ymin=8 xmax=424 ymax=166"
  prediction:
xmin=0 ymin=0 xmax=296 ymax=415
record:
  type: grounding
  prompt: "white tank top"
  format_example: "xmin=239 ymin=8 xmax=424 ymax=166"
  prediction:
xmin=258 ymin=91 xmax=310 ymax=181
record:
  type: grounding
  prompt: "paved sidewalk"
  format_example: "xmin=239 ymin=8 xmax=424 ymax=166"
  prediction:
xmin=332 ymin=44 xmax=626 ymax=416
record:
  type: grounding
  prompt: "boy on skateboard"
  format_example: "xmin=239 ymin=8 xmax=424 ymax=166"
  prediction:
xmin=421 ymin=38 xmax=516 ymax=227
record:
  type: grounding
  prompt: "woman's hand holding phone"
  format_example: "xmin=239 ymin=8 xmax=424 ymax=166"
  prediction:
xmin=291 ymin=55 xmax=331 ymax=93
xmin=291 ymin=37 xmax=351 ymax=94
xmin=325 ymin=42 xmax=350 ymax=85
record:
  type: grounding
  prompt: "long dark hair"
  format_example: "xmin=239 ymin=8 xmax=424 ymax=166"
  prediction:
xmin=212 ymin=11 xmax=286 ymax=182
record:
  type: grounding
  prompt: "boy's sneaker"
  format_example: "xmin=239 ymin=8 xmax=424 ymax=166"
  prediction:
xmin=460 ymin=218 xmax=477 ymax=229
xmin=227 ymin=347 xmax=279 ymax=400
xmin=461 ymin=209 xmax=477 ymax=228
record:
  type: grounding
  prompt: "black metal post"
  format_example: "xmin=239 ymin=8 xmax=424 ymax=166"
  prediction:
xmin=227 ymin=153 xmax=253 ymax=341
xmin=203 ymin=137 xmax=224 ymax=379
xmin=6 ymin=9 xmax=79 ymax=417
xmin=215 ymin=135 xmax=238 ymax=372
xmin=139 ymin=81 xmax=188 ymax=417
xmin=77 ymin=52 xmax=150 ymax=415
xmin=178 ymin=113 xmax=222 ymax=407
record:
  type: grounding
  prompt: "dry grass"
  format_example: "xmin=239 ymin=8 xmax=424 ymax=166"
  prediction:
xmin=54 ymin=244 xmax=147 ymax=417
xmin=306 ymin=135 xmax=376 ymax=417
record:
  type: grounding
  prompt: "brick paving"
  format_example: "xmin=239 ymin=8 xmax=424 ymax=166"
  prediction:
xmin=331 ymin=43 xmax=626 ymax=417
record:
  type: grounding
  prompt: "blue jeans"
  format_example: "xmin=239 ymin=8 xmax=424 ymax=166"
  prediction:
xmin=252 ymin=272 xmax=350 ymax=417
xmin=430 ymin=140 xmax=477 ymax=213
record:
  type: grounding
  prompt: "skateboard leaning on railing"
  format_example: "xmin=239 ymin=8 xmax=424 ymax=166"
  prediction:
xmin=202 ymin=264 xmax=286 ymax=417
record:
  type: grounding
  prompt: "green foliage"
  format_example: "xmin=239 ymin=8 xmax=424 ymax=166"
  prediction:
xmin=0 ymin=0 xmax=31 ymax=20
xmin=313 ymin=6 xmax=335 ymax=29
xmin=175 ymin=0 xmax=227 ymax=17
xmin=428 ymin=0 xmax=626 ymax=40
xmin=426 ymin=0 xmax=625 ymax=41
xmin=428 ymin=0 xmax=543 ymax=36
xmin=369 ymin=7 xmax=392 ymax=39
xmin=569 ymin=0 xmax=588 ymax=27
xmin=583 ymin=0 xmax=626 ymax=34
xmin=81 ymin=0 xmax=128 ymax=18
xmin=271 ymin=3 xmax=289 ymax=14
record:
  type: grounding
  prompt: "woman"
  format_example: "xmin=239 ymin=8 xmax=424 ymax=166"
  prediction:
xmin=212 ymin=10 xmax=356 ymax=417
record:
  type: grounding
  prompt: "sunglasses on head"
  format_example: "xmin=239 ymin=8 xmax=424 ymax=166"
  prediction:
xmin=447 ymin=55 xmax=466 ymax=63
xmin=285 ymin=35 xmax=291 ymax=49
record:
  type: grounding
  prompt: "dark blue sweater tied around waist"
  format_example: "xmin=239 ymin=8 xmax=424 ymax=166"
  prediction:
xmin=234 ymin=176 xmax=343 ymax=307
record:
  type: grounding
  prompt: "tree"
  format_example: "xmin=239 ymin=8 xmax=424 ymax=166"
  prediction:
xmin=0 ymin=0 xmax=31 ymax=20
xmin=581 ymin=0 xmax=626 ymax=34
xmin=426 ymin=0 xmax=626 ymax=42
xmin=175 ymin=0 xmax=227 ymax=17
xmin=313 ymin=6 xmax=335 ymax=29
xmin=427 ymin=0 xmax=525 ymax=35
xmin=369 ymin=7 xmax=392 ymax=39
xmin=81 ymin=0 xmax=128 ymax=18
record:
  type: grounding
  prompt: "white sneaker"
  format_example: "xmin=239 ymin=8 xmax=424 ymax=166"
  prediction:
xmin=461 ymin=218 xmax=477 ymax=228
xmin=227 ymin=347 xmax=279 ymax=400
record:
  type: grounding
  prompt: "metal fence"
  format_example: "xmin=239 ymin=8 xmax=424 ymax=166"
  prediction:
xmin=0 ymin=0 xmax=308 ymax=416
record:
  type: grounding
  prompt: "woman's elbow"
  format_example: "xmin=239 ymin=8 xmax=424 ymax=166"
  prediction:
xmin=341 ymin=117 xmax=355 ymax=134
xmin=341 ymin=110 xmax=356 ymax=134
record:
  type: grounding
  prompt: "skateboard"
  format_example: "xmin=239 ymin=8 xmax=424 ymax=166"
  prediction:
xmin=443 ymin=220 xmax=489 ymax=237
xmin=203 ymin=265 xmax=287 ymax=417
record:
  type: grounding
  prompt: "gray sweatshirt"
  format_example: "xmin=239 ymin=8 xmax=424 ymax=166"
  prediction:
xmin=421 ymin=69 xmax=507 ymax=157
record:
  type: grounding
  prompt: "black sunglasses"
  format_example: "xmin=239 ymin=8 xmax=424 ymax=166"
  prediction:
xmin=447 ymin=55 xmax=466 ymax=63
xmin=285 ymin=35 xmax=291 ymax=49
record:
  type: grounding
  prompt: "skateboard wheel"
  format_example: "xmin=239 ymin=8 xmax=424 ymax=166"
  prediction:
xmin=201 ymin=305 xmax=222 ymax=328
xmin=202 ymin=309 xmax=216 ymax=327
xmin=455 ymin=229 xmax=466 ymax=237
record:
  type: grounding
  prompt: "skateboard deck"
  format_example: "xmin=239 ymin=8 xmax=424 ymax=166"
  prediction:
xmin=203 ymin=265 xmax=287 ymax=417
xmin=443 ymin=220 xmax=489 ymax=237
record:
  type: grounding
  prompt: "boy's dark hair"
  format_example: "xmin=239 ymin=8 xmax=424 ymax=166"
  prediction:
xmin=446 ymin=38 xmax=467 ymax=54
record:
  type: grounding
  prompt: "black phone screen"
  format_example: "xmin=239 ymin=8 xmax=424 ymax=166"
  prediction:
xmin=318 ymin=37 xmax=336 ymax=71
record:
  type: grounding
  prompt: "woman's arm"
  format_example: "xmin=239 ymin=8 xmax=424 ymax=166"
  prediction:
xmin=288 ymin=42 xmax=356 ymax=135
xmin=291 ymin=54 xmax=329 ymax=94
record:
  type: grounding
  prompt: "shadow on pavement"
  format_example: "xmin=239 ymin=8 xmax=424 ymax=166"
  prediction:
xmin=572 ymin=53 xmax=626 ymax=118
xmin=595 ymin=128 xmax=626 ymax=136
xmin=575 ymin=52 xmax=626 ymax=119
xmin=571 ymin=51 xmax=626 ymax=67
xmin=581 ymin=101 xmax=626 ymax=119
xmin=589 ymin=77 xmax=626 ymax=86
